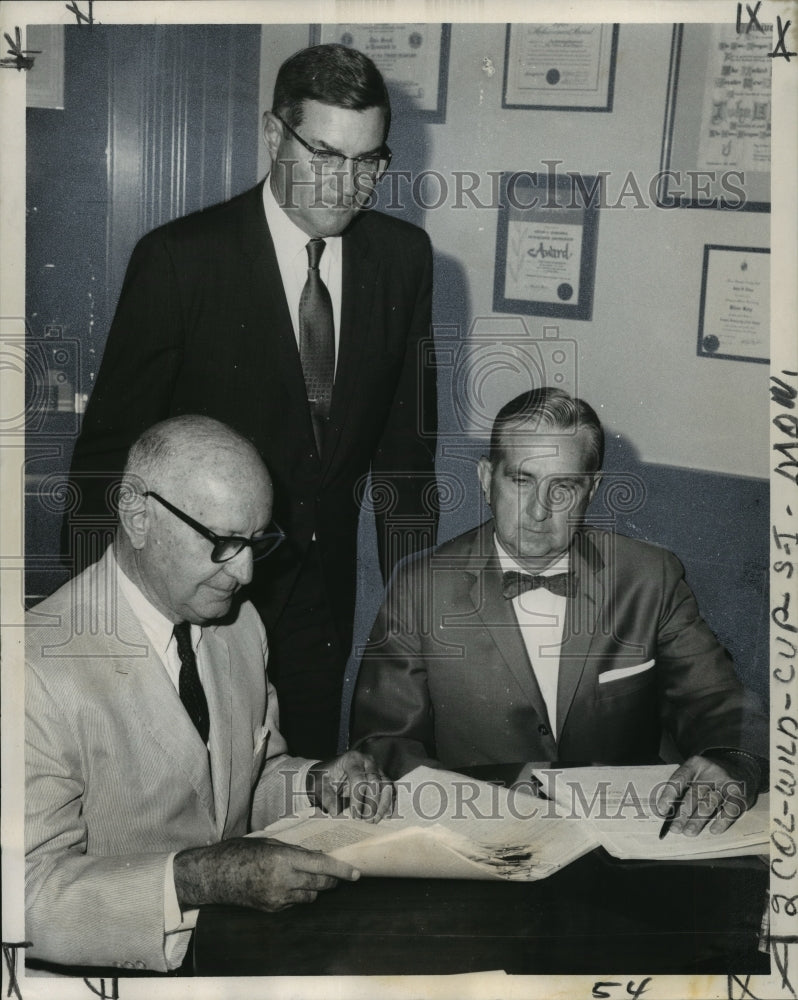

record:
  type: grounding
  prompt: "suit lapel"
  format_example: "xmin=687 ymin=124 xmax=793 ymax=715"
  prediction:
xmin=102 ymin=556 xmax=239 ymax=832
xmin=323 ymin=218 xmax=378 ymax=473
xmin=240 ymin=182 xmax=320 ymax=462
xmin=465 ymin=525 xmax=554 ymax=732
xmin=90 ymin=553 xmax=215 ymax=820
xmin=109 ymin=598 xmax=217 ymax=822
xmin=202 ymin=627 xmax=233 ymax=839
xmin=555 ymin=530 xmax=604 ymax=740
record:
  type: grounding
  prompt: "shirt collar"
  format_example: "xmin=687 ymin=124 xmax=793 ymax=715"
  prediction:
xmin=493 ymin=535 xmax=570 ymax=577
xmin=262 ymin=172 xmax=342 ymax=263
xmin=111 ymin=547 xmax=202 ymax=657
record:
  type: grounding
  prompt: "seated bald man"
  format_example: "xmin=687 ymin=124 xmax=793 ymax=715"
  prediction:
xmin=351 ymin=387 xmax=768 ymax=838
xmin=25 ymin=415 xmax=391 ymax=973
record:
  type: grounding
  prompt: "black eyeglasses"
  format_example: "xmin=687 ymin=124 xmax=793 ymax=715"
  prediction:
xmin=273 ymin=112 xmax=391 ymax=179
xmin=144 ymin=491 xmax=285 ymax=564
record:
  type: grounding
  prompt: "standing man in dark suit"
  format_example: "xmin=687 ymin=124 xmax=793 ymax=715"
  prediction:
xmin=351 ymin=388 xmax=768 ymax=836
xmin=68 ymin=44 xmax=438 ymax=758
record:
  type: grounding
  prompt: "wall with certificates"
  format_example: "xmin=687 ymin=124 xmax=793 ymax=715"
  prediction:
xmin=254 ymin=22 xmax=771 ymax=480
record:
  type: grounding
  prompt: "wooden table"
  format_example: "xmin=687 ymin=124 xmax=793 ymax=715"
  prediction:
xmin=193 ymin=850 xmax=769 ymax=977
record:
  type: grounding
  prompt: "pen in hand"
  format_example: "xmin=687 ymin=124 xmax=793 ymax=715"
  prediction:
xmin=658 ymin=788 xmax=686 ymax=839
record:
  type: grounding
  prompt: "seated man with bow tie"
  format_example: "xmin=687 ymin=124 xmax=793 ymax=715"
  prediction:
xmin=350 ymin=387 xmax=767 ymax=836
xmin=25 ymin=415 xmax=392 ymax=974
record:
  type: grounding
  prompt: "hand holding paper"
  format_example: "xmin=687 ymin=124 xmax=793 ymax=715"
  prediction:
xmin=174 ymin=837 xmax=360 ymax=913
xmin=307 ymin=750 xmax=394 ymax=823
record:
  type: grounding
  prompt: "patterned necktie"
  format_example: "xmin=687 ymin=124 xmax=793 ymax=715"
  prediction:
xmin=173 ymin=621 xmax=209 ymax=745
xmin=501 ymin=570 xmax=574 ymax=600
xmin=298 ymin=237 xmax=335 ymax=455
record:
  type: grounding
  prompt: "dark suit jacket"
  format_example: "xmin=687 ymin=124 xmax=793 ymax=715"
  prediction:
xmin=68 ymin=182 xmax=438 ymax=645
xmin=351 ymin=520 xmax=768 ymax=778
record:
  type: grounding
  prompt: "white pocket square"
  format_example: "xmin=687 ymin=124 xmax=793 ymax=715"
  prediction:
xmin=598 ymin=659 xmax=655 ymax=684
xmin=254 ymin=725 xmax=270 ymax=757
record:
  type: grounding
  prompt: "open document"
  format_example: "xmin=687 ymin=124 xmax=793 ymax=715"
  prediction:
xmin=255 ymin=764 xmax=768 ymax=881
xmin=531 ymin=764 xmax=769 ymax=861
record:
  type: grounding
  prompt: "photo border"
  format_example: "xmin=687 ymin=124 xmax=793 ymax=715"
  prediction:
xmin=1 ymin=4 xmax=796 ymax=1000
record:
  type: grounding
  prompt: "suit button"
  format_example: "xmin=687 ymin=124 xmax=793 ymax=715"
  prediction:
xmin=135 ymin=961 xmax=146 ymax=969
xmin=538 ymin=724 xmax=550 ymax=736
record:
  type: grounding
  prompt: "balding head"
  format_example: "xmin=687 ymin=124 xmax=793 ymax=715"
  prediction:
xmin=116 ymin=416 xmax=274 ymax=624
xmin=124 ymin=415 xmax=271 ymax=503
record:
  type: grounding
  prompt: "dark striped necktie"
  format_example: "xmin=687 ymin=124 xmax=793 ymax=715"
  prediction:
xmin=298 ymin=237 xmax=334 ymax=456
xmin=173 ymin=621 xmax=209 ymax=745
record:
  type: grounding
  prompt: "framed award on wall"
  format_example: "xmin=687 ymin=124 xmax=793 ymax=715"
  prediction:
xmin=493 ymin=171 xmax=600 ymax=321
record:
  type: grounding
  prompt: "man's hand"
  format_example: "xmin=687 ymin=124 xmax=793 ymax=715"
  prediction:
xmin=656 ymin=754 xmax=757 ymax=837
xmin=173 ymin=837 xmax=359 ymax=912
xmin=307 ymin=750 xmax=394 ymax=823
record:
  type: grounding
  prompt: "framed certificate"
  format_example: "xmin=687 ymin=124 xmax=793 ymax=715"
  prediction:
xmin=310 ymin=24 xmax=450 ymax=122
xmin=502 ymin=23 xmax=619 ymax=111
xmin=493 ymin=171 xmax=600 ymax=321
xmin=658 ymin=24 xmax=771 ymax=211
xmin=697 ymin=245 xmax=769 ymax=363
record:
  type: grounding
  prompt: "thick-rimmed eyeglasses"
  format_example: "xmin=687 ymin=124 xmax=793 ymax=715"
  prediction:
xmin=144 ymin=491 xmax=285 ymax=564
xmin=273 ymin=112 xmax=391 ymax=179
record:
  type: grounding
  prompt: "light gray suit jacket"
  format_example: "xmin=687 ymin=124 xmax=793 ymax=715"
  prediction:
xmin=25 ymin=548 xmax=310 ymax=971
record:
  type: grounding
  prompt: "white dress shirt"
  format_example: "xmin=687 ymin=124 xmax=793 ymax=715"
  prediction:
xmin=262 ymin=175 xmax=343 ymax=370
xmin=494 ymin=537 xmax=569 ymax=736
xmin=115 ymin=556 xmax=204 ymax=697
